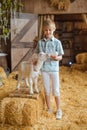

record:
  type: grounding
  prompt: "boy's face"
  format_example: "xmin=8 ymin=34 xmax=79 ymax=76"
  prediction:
xmin=43 ymin=25 xmax=55 ymax=39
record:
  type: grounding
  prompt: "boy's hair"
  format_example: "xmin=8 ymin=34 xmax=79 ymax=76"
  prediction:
xmin=43 ymin=19 xmax=56 ymax=30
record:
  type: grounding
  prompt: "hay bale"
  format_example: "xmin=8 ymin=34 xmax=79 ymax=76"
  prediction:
xmin=8 ymin=71 xmax=18 ymax=80
xmin=0 ymin=67 xmax=7 ymax=79
xmin=71 ymin=63 xmax=87 ymax=71
xmin=76 ymin=53 xmax=87 ymax=64
xmin=22 ymin=100 xmax=37 ymax=126
xmin=0 ymin=94 xmax=44 ymax=126
xmin=0 ymin=78 xmax=17 ymax=100
xmin=0 ymin=68 xmax=13 ymax=100
xmin=50 ymin=0 xmax=70 ymax=10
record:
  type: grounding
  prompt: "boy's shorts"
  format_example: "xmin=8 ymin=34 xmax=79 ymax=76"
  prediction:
xmin=42 ymin=71 xmax=60 ymax=96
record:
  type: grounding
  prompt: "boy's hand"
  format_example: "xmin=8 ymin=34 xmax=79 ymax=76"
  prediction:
xmin=50 ymin=55 xmax=58 ymax=60
xmin=50 ymin=55 xmax=62 ymax=61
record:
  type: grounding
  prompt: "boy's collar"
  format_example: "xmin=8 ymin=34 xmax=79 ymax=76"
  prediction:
xmin=43 ymin=36 xmax=54 ymax=41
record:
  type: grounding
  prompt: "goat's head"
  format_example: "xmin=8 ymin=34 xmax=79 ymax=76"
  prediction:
xmin=34 ymin=52 xmax=48 ymax=71
xmin=38 ymin=52 xmax=48 ymax=61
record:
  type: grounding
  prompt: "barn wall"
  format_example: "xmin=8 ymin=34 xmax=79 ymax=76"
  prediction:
xmin=11 ymin=13 xmax=38 ymax=71
xmin=1 ymin=0 xmax=87 ymax=71
xmin=12 ymin=0 xmax=87 ymax=66
xmin=54 ymin=18 xmax=87 ymax=64
xmin=24 ymin=0 xmax=87 ymax=14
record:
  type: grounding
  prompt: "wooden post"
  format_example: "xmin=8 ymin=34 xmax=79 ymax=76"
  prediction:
xmin=82 ymin=14 xmax=87 ymax=24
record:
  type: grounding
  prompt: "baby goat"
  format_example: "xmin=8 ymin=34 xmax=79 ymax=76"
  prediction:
xmin=16 ymin=53 xmax=48 ymax=94
xmin=16 ymin=52 xmax=58 ymax=94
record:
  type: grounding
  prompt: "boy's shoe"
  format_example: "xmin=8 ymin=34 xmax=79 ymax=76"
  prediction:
xmin=56 ymin=109 xmax=62 ymax=120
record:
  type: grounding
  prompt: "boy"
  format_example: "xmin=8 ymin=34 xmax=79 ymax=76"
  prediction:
xmin=36 ymin=19 xmax=64 ymax=119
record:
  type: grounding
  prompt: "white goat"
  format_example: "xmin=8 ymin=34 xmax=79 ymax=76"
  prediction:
xmin=16 ymin=52 xmax=58 ymax=94
xmin=16 ymin=53 xmax=48 ymax=94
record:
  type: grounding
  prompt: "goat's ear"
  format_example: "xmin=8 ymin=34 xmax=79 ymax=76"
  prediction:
xmin=33 ymin=36 xmax=39 ymax=48
xmin=33 ymin=36 xmax=39 ymax=43
xmin=33 ymin=60 xmax=38 ymax=66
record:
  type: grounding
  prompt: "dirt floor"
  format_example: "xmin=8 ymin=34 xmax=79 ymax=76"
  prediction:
xmin=0 ymin=66 xmax=87 ymax=130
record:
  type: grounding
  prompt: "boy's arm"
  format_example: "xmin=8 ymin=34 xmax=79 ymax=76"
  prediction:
xmin=50 ymin=55 xmax=62 ymax=61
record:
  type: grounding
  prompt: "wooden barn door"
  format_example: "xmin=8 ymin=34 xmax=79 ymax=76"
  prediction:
xmin=11 ymin=13 xmax=38 ymax=71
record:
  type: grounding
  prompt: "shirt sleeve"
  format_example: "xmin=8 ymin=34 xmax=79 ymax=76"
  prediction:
xmin=56 ymin=40 xmax=64 ymax=55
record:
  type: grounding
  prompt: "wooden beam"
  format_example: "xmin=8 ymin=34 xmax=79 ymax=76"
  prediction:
xmin=82 ymin=14 xmax=87 ymax=24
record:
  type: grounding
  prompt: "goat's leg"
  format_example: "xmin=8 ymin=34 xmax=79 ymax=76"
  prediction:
xmin=29 ymin=78 xmax=34 ymax=94
xmin=33 ymin=77 xmax=39 ymax=93
xmin=16 ymin=74 xmax=21 ymax=89
xmin=16 ymin=80 xmax=21 ymax=90
xmin=16 ymin=74 xmax=24 ymax=89
xmin=25 ymin=77 xmax=29 ymax=87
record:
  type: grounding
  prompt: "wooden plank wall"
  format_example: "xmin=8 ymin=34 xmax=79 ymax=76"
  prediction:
xmin=11 ymin=13 xmax=38 ymax=71
xmin=10 ymin=0 xmax=87 ymax=70
xmin=24 ymin=0 xmax=87 ymax=14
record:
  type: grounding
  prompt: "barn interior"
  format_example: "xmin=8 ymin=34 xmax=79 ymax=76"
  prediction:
xmin=54 ymin=14 xmax=87 ymax=65
xmin=0 ymin=0 xmax=87 ymax=130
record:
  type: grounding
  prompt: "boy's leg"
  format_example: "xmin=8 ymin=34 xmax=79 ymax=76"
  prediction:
xmin=51 ymin=72 xmax=62 ymax=119
xmin=45 ymin=94 xmax=51 ymax=110
xmin=55 ymin=93 xmax=62 ymax=119
xmin=51 ymin=72 xmax=60 ymax=108
xmin=55 ymin=96 xmax=60 ymax=110
xmin=42 ymin=72 xmax=51 ymax=110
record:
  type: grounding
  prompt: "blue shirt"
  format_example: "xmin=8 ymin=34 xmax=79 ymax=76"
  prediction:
xmin=36 ymin=36 xmax=64 ymax=72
